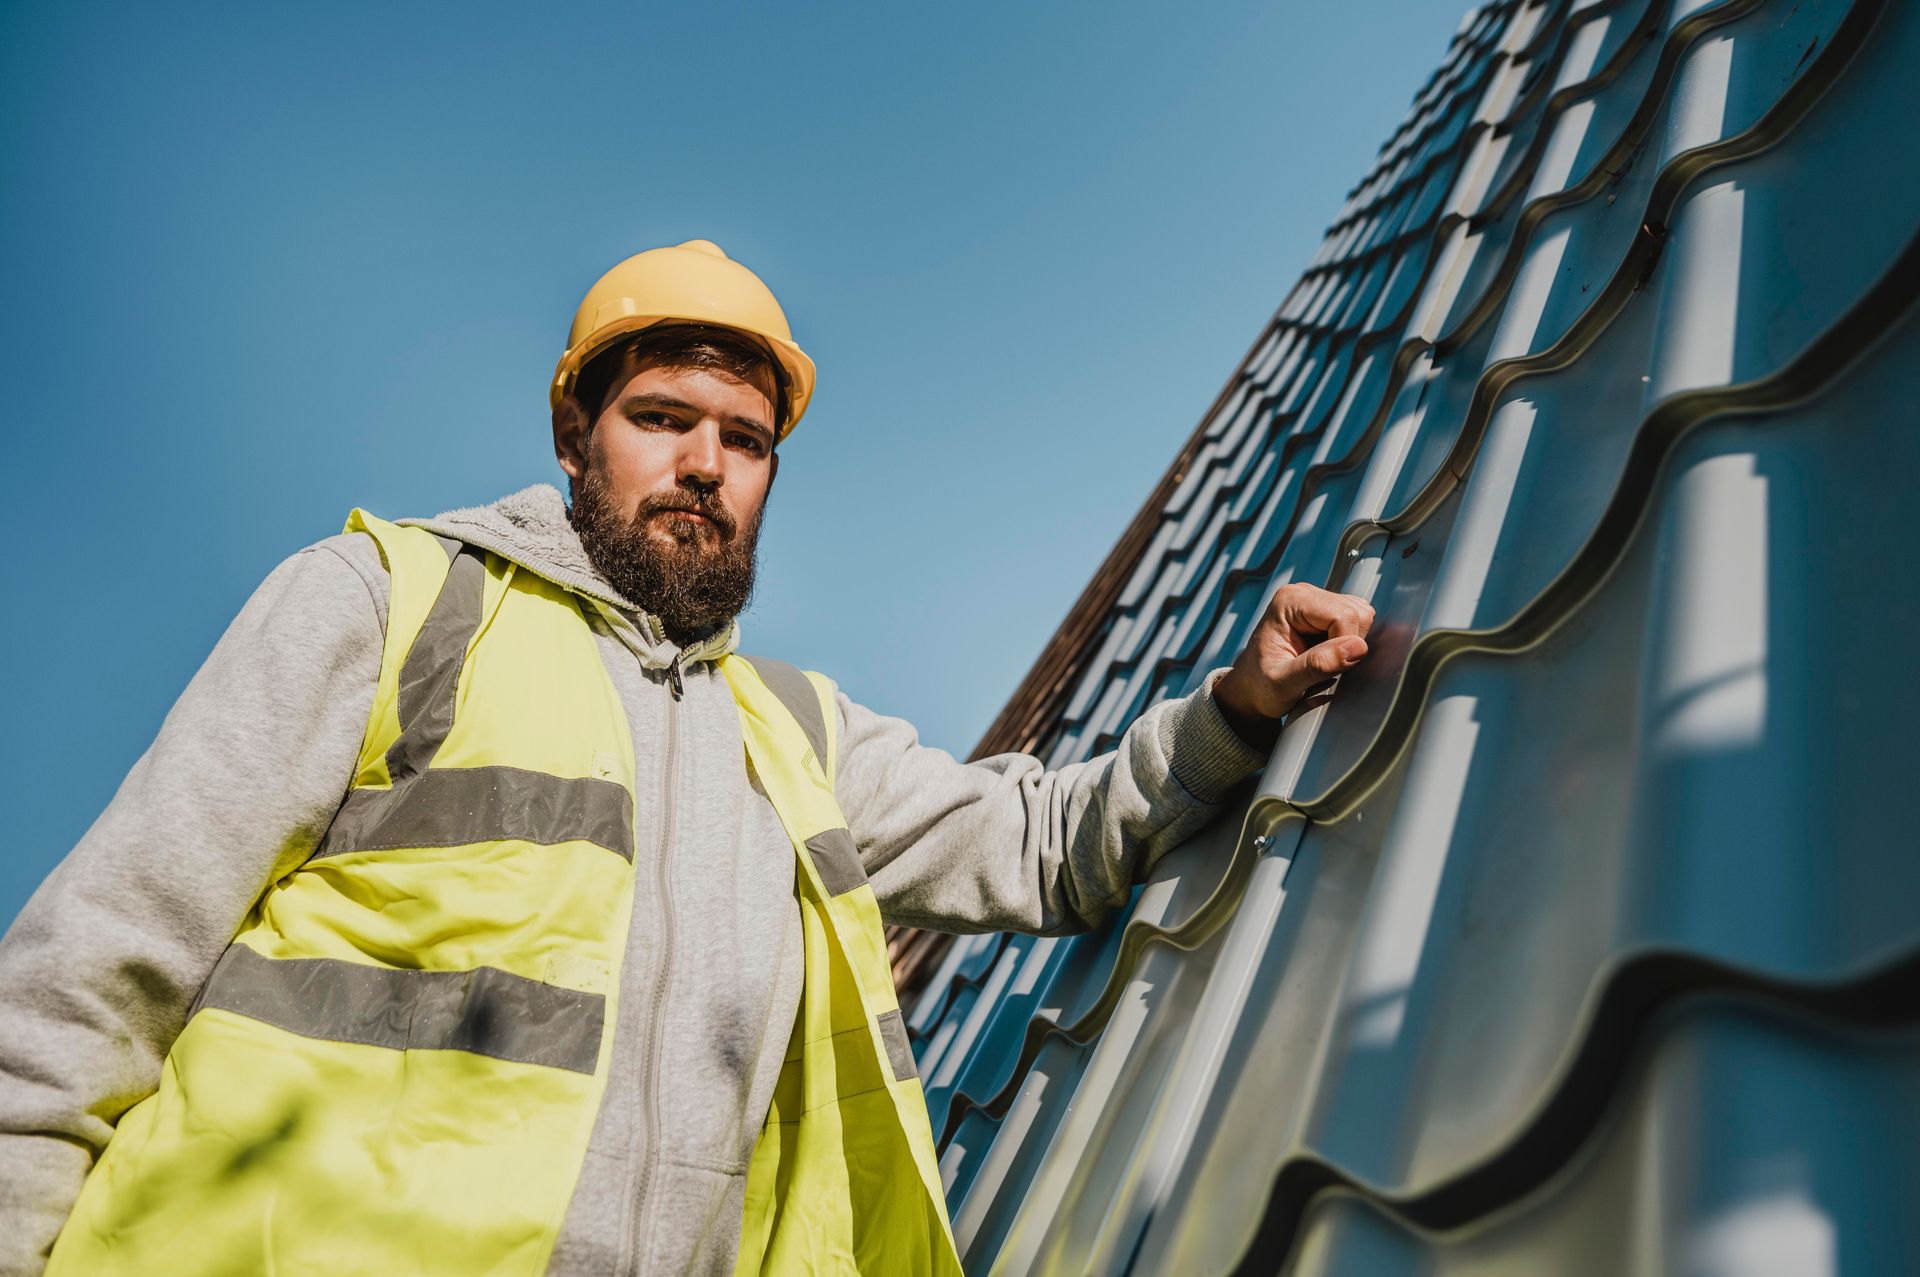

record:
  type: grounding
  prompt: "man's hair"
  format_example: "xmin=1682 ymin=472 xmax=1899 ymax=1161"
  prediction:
xmin=571 ymin=322 xmax=787 ymax=439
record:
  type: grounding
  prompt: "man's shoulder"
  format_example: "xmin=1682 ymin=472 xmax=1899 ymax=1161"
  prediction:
xmin=261 ymin=529 xmax=392 ymax=636
xmin=307 ymin=528 xmax=389 ymax=572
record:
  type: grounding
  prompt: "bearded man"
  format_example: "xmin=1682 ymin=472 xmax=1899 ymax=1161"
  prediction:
xmin=0 ymin=240 xmax=1373 ymax=1277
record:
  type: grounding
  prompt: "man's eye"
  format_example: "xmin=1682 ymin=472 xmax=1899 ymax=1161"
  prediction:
xmin=730 ymin=434 xmax=766 ymax=454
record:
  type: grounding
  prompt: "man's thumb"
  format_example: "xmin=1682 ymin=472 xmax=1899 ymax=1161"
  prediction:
xmin=1277 ymin=637 xmax=1367 ymax=702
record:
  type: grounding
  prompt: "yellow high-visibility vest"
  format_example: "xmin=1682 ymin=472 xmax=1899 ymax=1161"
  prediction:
xmin=46 ymin=510 xmax=960 ymax=1276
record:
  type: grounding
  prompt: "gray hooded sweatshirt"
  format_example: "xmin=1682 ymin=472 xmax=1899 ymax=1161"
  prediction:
xmin=0 ymin=484 xmax=1266 ymax=1275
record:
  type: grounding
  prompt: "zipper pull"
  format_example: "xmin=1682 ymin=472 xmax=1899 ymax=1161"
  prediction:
xmin=666 ymin=654 xmax=684 ymax=701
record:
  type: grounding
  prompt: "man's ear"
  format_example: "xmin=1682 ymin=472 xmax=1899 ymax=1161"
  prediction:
xmin=554 ymin=398 xmax=589 ymax=482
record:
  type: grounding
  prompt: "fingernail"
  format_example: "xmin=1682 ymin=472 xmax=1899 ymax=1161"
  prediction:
xmin=1343 ymin=640 xmax=1367 ymax=663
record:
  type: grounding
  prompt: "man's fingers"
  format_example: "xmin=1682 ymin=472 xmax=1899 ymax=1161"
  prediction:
xmin=1310 ymin=635 xmax=1368 ymax=670
xmin=1230 ymin=584 xmax=1377 ymax=719
xmin=1273 ymin=635 xmax=1369 ymax=704
xmin=1326 ymin=612 xmax=1370 ymax=640
xmin=1275 ymin=583 xmax=1375 ymax=640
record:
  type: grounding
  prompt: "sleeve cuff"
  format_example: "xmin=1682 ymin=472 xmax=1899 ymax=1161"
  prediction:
xmin=1156 ymin=668 xmax=1270 ymax=803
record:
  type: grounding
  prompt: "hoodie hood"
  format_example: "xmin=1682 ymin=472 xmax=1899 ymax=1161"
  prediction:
xmin=402 ymin=483 xmax=739 ymax=671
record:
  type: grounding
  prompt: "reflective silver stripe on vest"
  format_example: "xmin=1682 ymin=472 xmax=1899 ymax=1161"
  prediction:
xmin=314 ymin=765 xmax=635 ymax=861
xmin=876 ymin=1009 xmax=917 ymax=1082
xmin=803 ymin=827 xmax=867 ymax=896
xmin=317 ymin=541 xmax=635 ymax=862
xmin=192 ymin=943 xmax=604 ymax=1074
xmin=387 ymin=544 xmax=488 ymax=782
xmin=739 ymin=655 xmax=830 ymax=771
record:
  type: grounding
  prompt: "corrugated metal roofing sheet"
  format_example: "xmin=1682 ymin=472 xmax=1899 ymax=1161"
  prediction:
xmin=1282 ymin=1006 xmax=1920 ymax=1276
xmin=903 ymin=0 xmax=1920 ymax=1270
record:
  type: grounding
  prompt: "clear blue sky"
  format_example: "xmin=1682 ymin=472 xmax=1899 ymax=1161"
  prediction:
xmin=1 ymin=0 xmax=1476 ymax=925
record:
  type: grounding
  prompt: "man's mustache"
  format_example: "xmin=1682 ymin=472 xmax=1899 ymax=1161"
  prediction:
xmin=636 ymin=489 xmax=738 ymax=539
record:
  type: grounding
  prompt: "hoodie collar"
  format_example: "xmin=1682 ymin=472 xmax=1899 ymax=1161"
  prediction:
xmin=401 ymin=483 xmax=739 ymax=672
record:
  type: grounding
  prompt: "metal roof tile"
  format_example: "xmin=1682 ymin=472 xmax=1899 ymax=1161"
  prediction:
xmin=901 ymin=0 xmax=1920 ymax=1267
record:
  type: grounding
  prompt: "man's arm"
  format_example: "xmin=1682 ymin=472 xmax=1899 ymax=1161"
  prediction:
xmin=836 ymin=671 xmax=1266 ymax=935
xmin=834 ymin=583 xmax=1374 ymax=936
xmin=0 ymin=535 xmax=386 ymax=1275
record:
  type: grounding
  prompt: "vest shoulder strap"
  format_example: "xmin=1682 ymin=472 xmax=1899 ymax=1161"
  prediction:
xmin=341 ymin=510 xmax=477 ymax=786
xmin=734 ymin=654 xmax=837 ymax=787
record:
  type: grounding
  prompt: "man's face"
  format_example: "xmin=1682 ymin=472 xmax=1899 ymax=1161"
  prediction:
xmin=555 ymin=356 xmax=781 ymax=644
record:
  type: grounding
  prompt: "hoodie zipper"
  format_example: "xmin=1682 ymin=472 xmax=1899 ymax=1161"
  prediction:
xmin=586 ymin=603 xmax=726 ymax=1275
xmin=629 ymin=637 xmax=686 ymax=1274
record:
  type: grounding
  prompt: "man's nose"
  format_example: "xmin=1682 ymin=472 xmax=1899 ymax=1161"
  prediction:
xmin=678 ymin=420 xmax=725 ymax=488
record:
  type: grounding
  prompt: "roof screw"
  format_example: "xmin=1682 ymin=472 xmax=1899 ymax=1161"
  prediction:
xmin=1252 ymin=834 xmax=1272 ymax=853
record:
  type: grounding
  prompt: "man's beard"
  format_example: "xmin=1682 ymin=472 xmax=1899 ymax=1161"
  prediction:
xmin=569 ymin=464 xmax=764 ymax=647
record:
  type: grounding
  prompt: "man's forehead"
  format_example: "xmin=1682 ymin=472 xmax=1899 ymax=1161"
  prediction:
xmin=616 ymin=355 xmax=772 ymax=388
xmin=602 ymin=356 xmax=778 ymax=412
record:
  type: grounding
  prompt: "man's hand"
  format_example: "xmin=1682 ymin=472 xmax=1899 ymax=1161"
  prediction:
xmin=1210 ymin=582 xmax=1375 ymax=748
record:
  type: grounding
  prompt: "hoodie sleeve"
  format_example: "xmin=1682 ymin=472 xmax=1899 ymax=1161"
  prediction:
xmin=0 ymin=534 xmax=387 ymax=1276
xmin=833 ymin=669 xmax=1268 ymax=936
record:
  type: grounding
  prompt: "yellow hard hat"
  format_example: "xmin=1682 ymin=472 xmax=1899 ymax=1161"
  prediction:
xmin=550 ymin=239 xmax=816 ymax=438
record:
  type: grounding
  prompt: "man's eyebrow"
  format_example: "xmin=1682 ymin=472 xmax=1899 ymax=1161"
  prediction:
xmin=619 ymin=392 xmax=772 ymax=443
